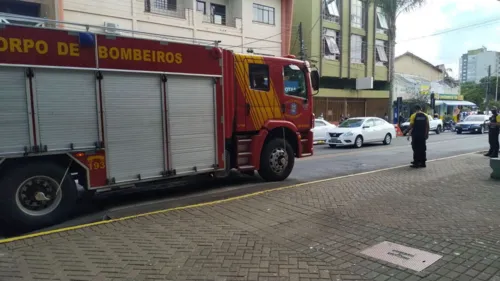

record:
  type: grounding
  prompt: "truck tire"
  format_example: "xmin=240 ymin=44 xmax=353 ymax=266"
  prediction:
xmin=258 ymin=138 xmax=295 ymax=182
xmin=0 ymin=161 xmax=78 ymax=231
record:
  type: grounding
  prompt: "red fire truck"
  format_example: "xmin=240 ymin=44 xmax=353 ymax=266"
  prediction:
xmin=0 ymin=19 xmax=318 ymax=230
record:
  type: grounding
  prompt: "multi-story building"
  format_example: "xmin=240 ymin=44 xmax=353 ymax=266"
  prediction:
xmin=459 ymin=47 xmax=500 ymax=83
xmin=0 ymin=0 xmax=294 ymax=57
xmin=292 ymin=0 xmax=390 ymax=122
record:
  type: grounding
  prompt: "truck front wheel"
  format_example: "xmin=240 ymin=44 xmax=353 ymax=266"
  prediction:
xmin=258 ymin=138 xmax=295 ymax=181
xmin=0 ymin=161 xmax=78 ymax=232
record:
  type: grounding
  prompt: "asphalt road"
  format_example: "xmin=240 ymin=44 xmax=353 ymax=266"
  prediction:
xmin=1 ymin=131 xmax=489 ymax=238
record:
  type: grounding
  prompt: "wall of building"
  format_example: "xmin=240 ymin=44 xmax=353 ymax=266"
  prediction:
xmin=60 ymin=0 xmax=288 ymax=56
xmin=314 ymin=97 xmax=388 ymax=122
xmin=394 ymin=55 xmax=442 ymax=81
xmin=292 ymin=0 xmax=389 ymax=82
xmin=460 ymin=49 xmax=500 ymax=83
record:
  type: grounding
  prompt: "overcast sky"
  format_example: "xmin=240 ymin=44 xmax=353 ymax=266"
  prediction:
xmin=395 ymin=0 xmax=500 ymax=79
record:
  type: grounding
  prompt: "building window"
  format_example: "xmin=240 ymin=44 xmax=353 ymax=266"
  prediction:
xmin=146 ymin=0 xmax=184 ymax=18
xmin=375 ymin=40 xmax=388 ymax=66
xmin=350 ymin=35 xmax=365 ymax=64
xmin=376 ymin=7 xmax=388 ymax=33
xmin=209 ymin=3 xmax=226 ymax=25
xmin=253 ymin=3 xmax=275 ymax=25
xmin=351 ymin=0 xmax=366 ymax=28
xmin=323 ymin=0 xmax=340 ymax=23
xmin=284 ymin=65 xmax=307 ymax=99
xmin=249 ymin=64 xmax=270 ymax=91
xmin=153 ymin=0 xmax=176 ymax=11
xmin=323 ymin=28 xmax=340 ymax=60
xmin=196 ymin=1 xmax=206 ymax=14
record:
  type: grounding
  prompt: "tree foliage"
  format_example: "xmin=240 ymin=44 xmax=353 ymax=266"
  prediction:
xmin=371 ymin=0 xmax=426 ymax=122
xmin=461 ymin=76 xmax=500 ymax=110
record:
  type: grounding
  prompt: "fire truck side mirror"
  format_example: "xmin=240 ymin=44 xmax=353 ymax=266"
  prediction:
xmin=311 ymin=70 xmax=320 ymax=91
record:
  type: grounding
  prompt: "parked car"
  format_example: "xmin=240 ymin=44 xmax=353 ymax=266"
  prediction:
xmin=456 ymin=114 xmax=490 ymax=134
xmin=327 ymin=117 xmax=396 ymax=148
xmin=312 ymin=118 xmax=337 ymax=144
xmin=400 ymin=114 xmax=443 ymax=134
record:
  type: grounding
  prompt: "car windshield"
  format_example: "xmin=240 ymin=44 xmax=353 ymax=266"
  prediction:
xmin=339 ymin=119 xmax=364 ymax=128
xmin=464 ymin=116 xmax=485 ymax=122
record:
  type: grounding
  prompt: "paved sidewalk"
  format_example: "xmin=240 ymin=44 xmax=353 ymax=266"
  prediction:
xmin=1 ymin=153 xmax=500 ymax=281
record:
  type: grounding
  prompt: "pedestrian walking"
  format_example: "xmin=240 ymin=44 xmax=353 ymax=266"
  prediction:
xmin=484 ymin=107 xmax=500 ymax=158
xmin=406 ymin=105 xmax=429 ymax=168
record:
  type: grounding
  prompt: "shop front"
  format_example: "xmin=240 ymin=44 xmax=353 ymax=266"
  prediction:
xmin=434 ymin=99 xmax=477 ymax=121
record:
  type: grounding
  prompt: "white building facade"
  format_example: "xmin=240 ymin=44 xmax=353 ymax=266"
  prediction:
xmin=0 ymin=0 xmax=294 ymax=57
xmin=394 ymin=73 xmax=460 ymax=102
xmin=459 ymin=47 xmax=500 ymax=83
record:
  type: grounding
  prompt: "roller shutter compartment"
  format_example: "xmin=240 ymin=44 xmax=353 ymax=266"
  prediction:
xmin=35 ymin=69 xmax=99 ymax=151
xmin=0 ymin=67 xmax=30 ymax=156
xmin=103 ymin=72 xmax=164 ymax=183
xmin=167 ymin=76 xmax=216 ymax=174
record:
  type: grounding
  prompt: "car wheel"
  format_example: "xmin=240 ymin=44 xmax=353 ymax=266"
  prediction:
xmin=479 ymin=126 xmax=484 ymax=134
xmin=435 ymin=125 xmax=441 ymax=134
xmin=354 ymin=136 xmax=363 ymax=148
xmin=383 ymin=133 xmax=392 ymax=145
xmin=329 ymin=144 xmax=336 ymax=148
xmin=457 ymin=130 xmax=462 ymax=134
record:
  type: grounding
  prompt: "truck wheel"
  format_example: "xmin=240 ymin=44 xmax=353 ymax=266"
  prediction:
xmin=258 ymin=138 xmax=295 ymax=182
xmin=0 ymin=162 xmax=78 ymax=231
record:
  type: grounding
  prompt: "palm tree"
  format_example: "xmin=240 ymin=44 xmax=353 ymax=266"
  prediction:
xmin=375 ymin=0 xmax=426 ymax=122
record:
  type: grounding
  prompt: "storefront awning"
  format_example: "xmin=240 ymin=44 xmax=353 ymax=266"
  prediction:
xmin=434 ymin=100 xmax=476 ymax=107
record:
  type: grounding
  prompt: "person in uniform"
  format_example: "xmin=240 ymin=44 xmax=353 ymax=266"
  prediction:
xmin=407 ymin=105 xmax=429 ymax=168
xmin=485 ymin=107 xmax=500 ymax=158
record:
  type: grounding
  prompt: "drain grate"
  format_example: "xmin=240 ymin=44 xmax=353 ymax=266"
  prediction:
xmin=360 ymin=241 xmax=442 ymax=272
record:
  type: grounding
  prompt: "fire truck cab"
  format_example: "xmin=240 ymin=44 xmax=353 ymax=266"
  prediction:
xmin=0 ymin=17 xmax=319 ymax=231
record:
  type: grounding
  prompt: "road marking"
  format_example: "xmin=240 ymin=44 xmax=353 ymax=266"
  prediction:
xmin=0 ymin=151 xmax=484 ymax=245
xmin=304 ymin=135 xmax=486 ymax=161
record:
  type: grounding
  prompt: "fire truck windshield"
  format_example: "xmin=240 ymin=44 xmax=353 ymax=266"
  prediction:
xmin=284 ymin=65 xmax=307 ymax=99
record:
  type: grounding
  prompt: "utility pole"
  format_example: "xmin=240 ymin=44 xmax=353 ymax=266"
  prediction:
xmin=486 ymin=65 xmax=491 ymax=112
xmin=496 ymin=70 xmax=499 ymax=101
xmin=298 ymin=22 xmax=305 ymax=60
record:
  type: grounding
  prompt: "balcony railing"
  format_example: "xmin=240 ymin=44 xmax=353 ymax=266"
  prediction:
xmin=145 ymin=0 xmax=186 ymax=19
xmin=322 ymin=13 xmax=340 ymax=23
xmin=202 ymin=14 xmax=237 ymax=28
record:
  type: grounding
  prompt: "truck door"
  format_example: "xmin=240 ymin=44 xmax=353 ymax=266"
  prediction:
xmin=234 ymin=54 xmax=282 ymax=131
xmin=276 ymin=63 xmax=310 ymax=130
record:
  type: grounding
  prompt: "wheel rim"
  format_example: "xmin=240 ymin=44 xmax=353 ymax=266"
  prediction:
xmin=356 ymin=137 xmax=362 ymax=147
xmin=269 ymin=147 xmax=289 ymax=174
xmin=385 ymin=135 xmax=391 ymax=143
xmin=15 ymin=176 xmax=62 ymax=217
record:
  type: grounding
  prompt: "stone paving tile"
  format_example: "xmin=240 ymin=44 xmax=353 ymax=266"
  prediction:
xmin=1 ymin=154 xmax=500 ymax=281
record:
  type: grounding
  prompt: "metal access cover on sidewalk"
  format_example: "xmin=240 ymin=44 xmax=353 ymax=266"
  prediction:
xmin=360 ymin=241 xmax=442 ymax=272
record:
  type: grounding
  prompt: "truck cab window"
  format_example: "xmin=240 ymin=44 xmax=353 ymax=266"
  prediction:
xmin=249 ymin=64 xmax=270 ymax=91
xmin=283 ymin=65 xmax=306 ymax=99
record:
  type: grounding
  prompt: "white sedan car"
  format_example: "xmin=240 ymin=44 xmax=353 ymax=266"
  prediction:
xmin=327 ymin=117 xmax=396 ymax=148
xmin=312 ymin=118 xmax=337 ymax=144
